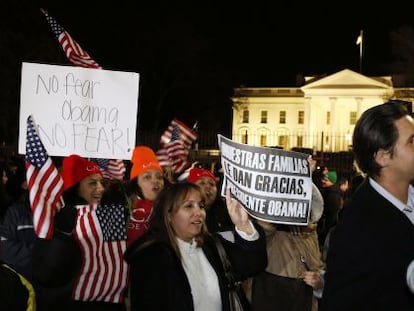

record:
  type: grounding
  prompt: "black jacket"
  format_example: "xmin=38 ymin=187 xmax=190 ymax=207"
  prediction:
xmin=321 ymin=179 xmax=414 ymax=310
xmin=124 ymin=223 xmax=267 ymax=311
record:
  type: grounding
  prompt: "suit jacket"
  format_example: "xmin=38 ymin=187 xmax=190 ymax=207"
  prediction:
xmin=321 ymin=179 xmax=414 ymax=311
xmin=124 ymin=224 xmax=267 ymax=311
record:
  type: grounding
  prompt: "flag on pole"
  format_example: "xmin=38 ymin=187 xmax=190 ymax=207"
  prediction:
xmin=157 ymin=124 xmax=190 ymax=173
xmin=25 ymin=115 xmax=64 ymax=239
xmin=157 ymin=119 xmax=198 ymax=173
xmin=91 ymin=158 xmax=126 ymax=181
xmin=41 ymin=9 xmax=100 ymax=69
xmin=41 ymin=9 xmax=126 ymax=180
xmin=72 ymin=203 xmax=129 ymax=303
xmin=160 ymin=119 xmax=198 ymax=149
xmin=356 ymin=30 xmax=363 ymax=46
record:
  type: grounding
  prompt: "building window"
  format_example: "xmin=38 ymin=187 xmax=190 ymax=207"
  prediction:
xmin=261 ymin=111 xmax=268 ymax=123
xmin=350 ymin=111 xmax=357 ymax=125
xmin=298 ymin=111 xmax=304 ymax=124
xmin=242 ymin=130 xmax=248 ymax=144
xmin=326 ymin=111 xmax=331 ymax=125
xmin=279 ymin=111 xmax=286 ymax=124
xmin=297 ymin=135 xmax=303 ymax=147
xmin=260 ymin=134 xmax=267 ymax=146
xmin=242 ymin=110 xmax=249 ymax=123
xmin=278 ymin=135 xmax=287 ymax=148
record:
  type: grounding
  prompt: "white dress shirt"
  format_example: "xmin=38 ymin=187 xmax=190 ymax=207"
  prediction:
xmin=178 ymin=238 xmax=221 ymax=311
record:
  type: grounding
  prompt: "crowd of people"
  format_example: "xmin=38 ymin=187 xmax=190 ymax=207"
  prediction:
xmin=2 ymin=100 xmax=414 ymax=310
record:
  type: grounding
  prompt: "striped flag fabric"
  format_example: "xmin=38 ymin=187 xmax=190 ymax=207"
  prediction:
xmin=41 ymin=9 xmax=100 ymax=69
xmin=42 ymin=8 xmax=126 ymax=180
xmin=157 ymin=125 xmax=189 ymax=173
xmin=160 ymin=119 xmax=198 ymax=149
xmin=91 ymin=158 xmax=126 ymax=181
xmin=72 ymin=203 xmax=129 ymax=303
xmin=25 ymin=115 xmax=64 ymax=239
xmin=157 ymin=120 xmax=198 ymax=173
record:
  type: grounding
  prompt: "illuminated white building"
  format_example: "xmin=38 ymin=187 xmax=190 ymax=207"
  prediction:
xmin=231 ymin=69 xmax=414 ymax=152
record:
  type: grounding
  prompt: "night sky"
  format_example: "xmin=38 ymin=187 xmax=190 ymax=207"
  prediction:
xmin=1 ymin=0 xmax=413 ymax=147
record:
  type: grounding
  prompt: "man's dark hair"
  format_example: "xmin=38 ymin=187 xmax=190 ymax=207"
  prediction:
xmin=353 ymin=101 xmax=409 ymax=177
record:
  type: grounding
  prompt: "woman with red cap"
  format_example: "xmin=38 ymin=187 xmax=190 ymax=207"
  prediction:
xmin=126 ymin=146 xmax=165 ymax=246
xmin=32 ymin=154 xmax=129 ymax=311
xmin=187 ymin=168 xmax=233 ymax=234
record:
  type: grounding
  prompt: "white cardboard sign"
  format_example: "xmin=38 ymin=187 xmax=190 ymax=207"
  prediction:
xmin=18 ymin=62 xmax=139 ymax=160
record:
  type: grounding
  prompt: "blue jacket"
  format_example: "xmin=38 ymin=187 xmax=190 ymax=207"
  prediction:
xmin=0 ymin=198 xmax=36 ymax=281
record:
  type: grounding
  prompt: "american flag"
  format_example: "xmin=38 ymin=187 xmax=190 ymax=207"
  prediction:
xmin=72 ymin=203 xmax=129 ymax=303
xmin=157 ymin=124 xmax=189 ymax=173
xmin=41 ymin=9 xmax=100 ymax=69
xmin=42 ymin=9 xmax=125 ymax=180
xmin=160 ymin=119 xmax=198 ymax=149
xmin=25 ymin=115 xmax=64 ymax=239
xmin=91 ymin=158 xmax=126 ymax=181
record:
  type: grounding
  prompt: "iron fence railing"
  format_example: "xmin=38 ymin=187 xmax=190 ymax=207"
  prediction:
xmin=2 ymin=129 xmax=356 ymax=179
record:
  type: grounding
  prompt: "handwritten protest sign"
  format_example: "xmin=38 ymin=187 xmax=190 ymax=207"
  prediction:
xmin=18 ymin=62 xmax=139 ymax=159
xmin=218 ymin=135 xmax=313 ymax=225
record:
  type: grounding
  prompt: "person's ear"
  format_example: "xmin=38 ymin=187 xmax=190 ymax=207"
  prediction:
xmin=374 ymin=149 xmax=390 ymax=167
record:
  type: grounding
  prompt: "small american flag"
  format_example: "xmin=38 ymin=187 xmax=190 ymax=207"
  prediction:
xmin=157 ymin=121 xmax=197 ymax=173
xmin=42 ymin=9 xmax=125 ymax=180
xmin=160 ymin=119 xmax=198 ymax=149
xmin=72 ymin=203 xmax=129 ymax=303
xmin=41 ymin=9 xmax=100 ymax=69
xmin=92 ymin=158 xmax=126 ymax=181
xmin=25 ymin=115 xmax=64 ymax=239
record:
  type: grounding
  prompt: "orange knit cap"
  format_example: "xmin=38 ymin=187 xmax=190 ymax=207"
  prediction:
xmin=129 ymin=146 xmax=162 ymax=180
xmin=62 ymin=154 xmax=102 ymax=191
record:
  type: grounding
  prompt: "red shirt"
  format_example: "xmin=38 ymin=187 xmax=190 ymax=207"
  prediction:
xmin=127 ymin=196 xmax=153 ymax=246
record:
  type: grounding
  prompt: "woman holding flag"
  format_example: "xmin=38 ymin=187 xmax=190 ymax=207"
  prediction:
xmin=32 ymin=154 xmax=129 ymax=311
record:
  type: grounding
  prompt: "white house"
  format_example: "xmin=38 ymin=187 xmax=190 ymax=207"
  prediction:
xmin=231 ymin=69 xmax=414 ymax=152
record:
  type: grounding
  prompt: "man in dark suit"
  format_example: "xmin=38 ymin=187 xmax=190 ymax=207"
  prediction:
xmin=321 ymin=102 xmax=414 ymax=310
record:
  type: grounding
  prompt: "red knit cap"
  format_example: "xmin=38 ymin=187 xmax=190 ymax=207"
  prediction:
xmin=62 ymin=154 xmax=101 ymax=191
xmin=187 ymin=168 xmax=217 ymax=184
xmin=130 ymin=146 xmax=162 ymax=180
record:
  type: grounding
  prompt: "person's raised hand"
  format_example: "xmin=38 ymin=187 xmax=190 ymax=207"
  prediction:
xmin=225 ymin=188 xmax=253 ymax=234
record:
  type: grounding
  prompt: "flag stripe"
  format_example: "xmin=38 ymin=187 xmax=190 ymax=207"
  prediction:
xmin=157 ymin=119 xmax=198 ymax=173
xmin=28 ymin=161 xmax=63 ymax=237
xmin=25 ymin=115 xmax=64 ymax=239
xmin=160 ymin=119 xmax=198 ymax=148
xmin=72 ymin=204 xmax=129 ymax=303
xmin=58 ymin=29 xmax=101 ymax=69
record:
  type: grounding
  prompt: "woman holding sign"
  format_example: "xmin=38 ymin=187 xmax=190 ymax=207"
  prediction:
xmin=124 ymin=182 xmax=267 ymax=310
xmin=246 ymin=158 xmax=325 ymax=311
